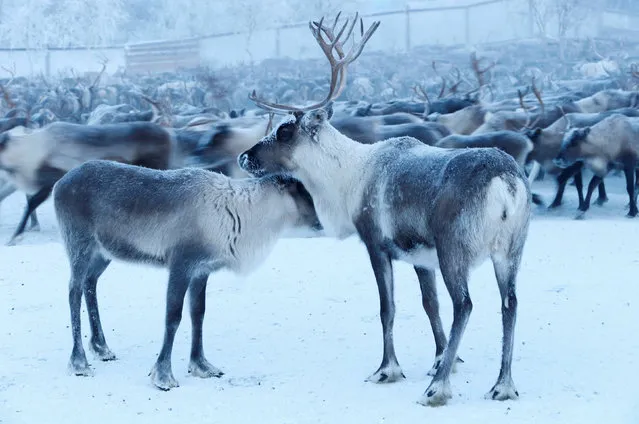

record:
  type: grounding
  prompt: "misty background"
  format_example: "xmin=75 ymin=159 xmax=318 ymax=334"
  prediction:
xmin=0 ymin=0 xmax=637 ymax=77
xmin=0 ymin=0 xmax=634 ymax=48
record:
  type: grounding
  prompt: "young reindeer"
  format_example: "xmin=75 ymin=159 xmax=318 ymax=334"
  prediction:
xmin=240 ymin=14 xmax=532 ymax=406
xmin=53 ymin=160 xmax=322 ymax=390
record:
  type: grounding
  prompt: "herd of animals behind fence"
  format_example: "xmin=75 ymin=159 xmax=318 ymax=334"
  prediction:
xmin=0 ymin=9 xmax=638 ymax=409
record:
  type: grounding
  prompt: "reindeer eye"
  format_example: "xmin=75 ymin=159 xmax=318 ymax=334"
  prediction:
xmin=276 ymin=123 xmax=296 ymax=143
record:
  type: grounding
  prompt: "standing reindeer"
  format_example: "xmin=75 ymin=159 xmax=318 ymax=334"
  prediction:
xmin=240 ymin=13 xmax=532 ymax=406
xmin=53 ymin=160 xmax=322 ymax=390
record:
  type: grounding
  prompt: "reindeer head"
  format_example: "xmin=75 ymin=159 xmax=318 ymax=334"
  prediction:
xmin=239 ymin=106 xmax=335 ymax=177
xmin=238 ymin=12 xmax=379 ymax=178
xmin=554 ymin=127 xmax=591 ymax=168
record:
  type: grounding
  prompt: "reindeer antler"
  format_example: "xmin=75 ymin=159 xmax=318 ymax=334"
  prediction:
xmin=412 ymin=84 xmax=431 ymax=106
xmin=91 ymin=57 xmax=109 ymax=90
xmin=470 ymin=52 xmax=495 ymax=89
xmin=249 ymin=12 xmax=380 ymax=113
xmin=520 ymin=77 xmax=545 ymax=129
xmin=0 ymin=85 xmax=16 ymax=109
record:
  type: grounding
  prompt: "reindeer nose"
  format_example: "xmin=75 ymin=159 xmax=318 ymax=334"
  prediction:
xmin=238 ymin=153 xmax=250 ymax=169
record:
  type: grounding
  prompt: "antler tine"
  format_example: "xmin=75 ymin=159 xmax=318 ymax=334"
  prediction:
xmin=248 ymin=90 xmax=302 ymax=113
xmin=341 ymin=19 xmax=380 ymax=65
xmin=0 ymin=84 xmax=16 ymax=109
xmin=315 ymin=18 xmax=348 ymax=99
xmin=517 ymin=86 xmax=530 ymax=112
xmin=527 ymin=76 xmax=545 ymax=128
xmin=331 ymin=11 xmax=342 ymax=32
xmin=332 ymin=17 xmax=351 ymax=47
xmin=438 ymin=78 xmax=447 ymax=98
xmin=412 ymin=84 xmax=431 ymax=106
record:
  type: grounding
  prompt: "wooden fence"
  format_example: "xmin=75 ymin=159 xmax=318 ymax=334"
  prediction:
xmin=124 ymin=38 xmax=201 ymax=74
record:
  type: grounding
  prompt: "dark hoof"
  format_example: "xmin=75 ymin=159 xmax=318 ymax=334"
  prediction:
xmin=531 ymin=193 xmax=544 ymax=206
xmin=594 ymin=197 xmax=608 ymax=206
xmin=366 ymin=365 xmax=406 ymax=384
xmin=547 ymin=202 xmax=561 ymax=210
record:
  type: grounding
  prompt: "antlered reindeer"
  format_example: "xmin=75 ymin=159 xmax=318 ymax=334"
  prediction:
xmin=240 ymin=13 xmax=532 ymax=406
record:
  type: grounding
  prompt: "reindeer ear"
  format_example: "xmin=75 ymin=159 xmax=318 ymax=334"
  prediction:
xmin=307 ymin=107 xmax=331 ymax=126
xmin=323 ymin=102 xmax=334 ymax=120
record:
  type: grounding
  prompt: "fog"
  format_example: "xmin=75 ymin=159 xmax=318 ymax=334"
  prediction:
xmin=0 ymin=0 xmax=624 ymax=49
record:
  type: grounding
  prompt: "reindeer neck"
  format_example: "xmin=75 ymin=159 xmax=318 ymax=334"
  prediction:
xmin=294 ymin=126 xmax=375 ymax=238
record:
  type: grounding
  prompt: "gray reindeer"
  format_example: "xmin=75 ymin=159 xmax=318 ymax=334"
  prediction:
xmin=239 ymin=13 xmax=532 ymax=406
xmin=53 ymin=160 xmax=322 ymax=390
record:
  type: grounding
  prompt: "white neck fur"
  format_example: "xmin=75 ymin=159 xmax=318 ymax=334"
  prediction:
xmin=291 ymin=124 xmax=375 ymax=239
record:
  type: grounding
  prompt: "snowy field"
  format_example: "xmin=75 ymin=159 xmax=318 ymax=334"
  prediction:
xmin=1 ymin=177 xmax=638 ymax=424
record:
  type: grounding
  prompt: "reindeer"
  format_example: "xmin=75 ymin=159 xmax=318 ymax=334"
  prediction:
xmin=0 ymin=121 xmax=177 ymax=245
xmin=53 ymin=159 xmax=321 ymax=390
xmin=555 ymin=113 xmax=639 ymax=218
xmin=525 ymin=107 xmax=639 ymax=210
xmin=240 ymin=13 xmax=531 ymax=407
xmin=435 ymin=130 xmax=533 ymax=170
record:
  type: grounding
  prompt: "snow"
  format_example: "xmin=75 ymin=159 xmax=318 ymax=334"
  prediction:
xmin=1 ymin=177 xmax=638 ymax=424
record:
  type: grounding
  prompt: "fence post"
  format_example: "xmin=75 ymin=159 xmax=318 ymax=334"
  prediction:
xmin=275 ymin=27 xmax=281 ymax=57
xmin=45 ymin=48 xmax=51 ymax=78
xmin=464 ymin=6 xmax=470 ymax=46
xmin=405 ymin=6 xmax=411 ymax=52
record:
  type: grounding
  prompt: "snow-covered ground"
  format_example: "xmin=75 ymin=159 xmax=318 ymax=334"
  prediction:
xmin=0 ymin=177 xmax=638 ymax=424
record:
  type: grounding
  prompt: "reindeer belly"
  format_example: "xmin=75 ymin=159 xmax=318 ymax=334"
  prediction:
xmin=393 ymin=245 xmax=440 ymax=269
xmin=386 ymin=231 xmax=440 ymax=269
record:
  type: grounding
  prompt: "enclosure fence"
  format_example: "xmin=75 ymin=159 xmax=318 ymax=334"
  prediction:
xmin=0 ymin=0 xmax=635 ymax=77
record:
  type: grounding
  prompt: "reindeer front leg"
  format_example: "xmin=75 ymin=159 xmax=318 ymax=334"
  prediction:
xmin=362 ymin=241 xmax=405 ymax=384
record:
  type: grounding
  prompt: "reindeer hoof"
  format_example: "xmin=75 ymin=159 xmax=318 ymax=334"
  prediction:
xmin=427 ymin=355 xmax=464 ymax=376
xmin=366 ymin=364 xmax=405 ymax=384
xmin=485 ymin=379 xmax=519 ymax=401
xmin=418 ymin=380 xmax=453 ymax=407
xmin=149 ymin=363 xmax=179 ymax=391
xmin=188 ymin=358 xmax=224 ymax=379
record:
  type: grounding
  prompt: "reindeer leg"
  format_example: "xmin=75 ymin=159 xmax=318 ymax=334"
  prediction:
xmin=363 ymin=243 xmax=405 ymax=384
xmin=624 ymin=163 xmax=638 ymax=218
xmin=419 ymin=245 xmax=471 ymax=407
xmin=549 ymin=162 xmax=582 ymax=209
xmin=7 ymin=185 xmax=53 ymax=245
xmin=595 ymin=179 xmax=608 ymax=206
xmin=415 ymin=266 xmax=463 ymax=376
xmin=149 ymin=261 xmax=192 ymax=391
xmin=27 ymin=206 xmax=41 ymax=232
xmin=84 ymin=255 xmax=116 ymax=361
xmin=575 ymin=175 xmax=602 ymax=220
xmin=485 ymin=243 xmax=525 ymax=402
xmin=188 ymin=274 xmax=224 ymax=379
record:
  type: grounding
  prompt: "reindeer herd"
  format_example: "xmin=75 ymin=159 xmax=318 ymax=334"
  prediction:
xmin=0 ymin=11 xmax=637 ymax=408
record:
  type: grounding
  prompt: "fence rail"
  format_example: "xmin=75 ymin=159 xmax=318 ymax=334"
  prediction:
xmin=0 ymin=1 xmax=634 ymax=78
